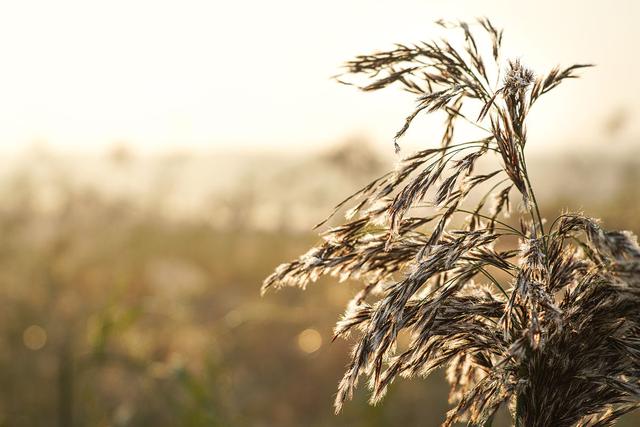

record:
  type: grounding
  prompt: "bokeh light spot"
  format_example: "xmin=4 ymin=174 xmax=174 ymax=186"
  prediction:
xmin=23 ymin=325 xmax=47 ymax=350
xmin=297 ymin=328 xmax=322 ymax=354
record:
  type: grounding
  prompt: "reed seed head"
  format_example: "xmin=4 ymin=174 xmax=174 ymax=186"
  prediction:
xmin=263 ymin=18 xmax=637 ymax=426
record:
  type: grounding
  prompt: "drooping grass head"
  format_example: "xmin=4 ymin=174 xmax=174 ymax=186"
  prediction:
xmin=263 ymin=19 xmax=640 ymax=426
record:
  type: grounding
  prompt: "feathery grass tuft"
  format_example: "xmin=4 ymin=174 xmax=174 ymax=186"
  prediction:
xmin=263 ymin=18 xmax=639 ymax=426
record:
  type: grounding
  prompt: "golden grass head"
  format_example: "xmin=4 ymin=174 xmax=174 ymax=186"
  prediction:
xmin=263 ymin=18 xmax=639 ymax=426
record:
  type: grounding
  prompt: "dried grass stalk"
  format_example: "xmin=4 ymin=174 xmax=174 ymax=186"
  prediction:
xmin=263 ymin=18 xmax=639 ymax=426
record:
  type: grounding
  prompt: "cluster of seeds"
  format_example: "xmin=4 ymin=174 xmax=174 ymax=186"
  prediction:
xmin=263 ymin=19 xmax=640 ymax=426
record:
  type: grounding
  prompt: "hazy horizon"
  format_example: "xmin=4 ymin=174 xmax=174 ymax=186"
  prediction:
xmin=0 ymin=0 xmax=638 ymax=154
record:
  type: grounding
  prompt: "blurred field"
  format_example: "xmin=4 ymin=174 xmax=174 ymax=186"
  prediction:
xmin=0 ymin=140 xmax=638 ymax=426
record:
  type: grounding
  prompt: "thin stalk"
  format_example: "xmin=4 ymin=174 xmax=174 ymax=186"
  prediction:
xmin=479 ymin=267 xmax=509 ymax=299
xmin=455 ymin=208 xmax=522 ymax=236
xmin=517 ymin=144 xmax=545 ymax=241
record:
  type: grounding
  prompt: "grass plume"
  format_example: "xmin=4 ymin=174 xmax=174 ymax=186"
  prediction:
xmin=263 ymin=18 xmax=640 ymax=426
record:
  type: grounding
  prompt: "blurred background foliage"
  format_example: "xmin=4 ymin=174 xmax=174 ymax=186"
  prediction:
xmin=1 ymin=2 xmax=639 ymax=425
xmin=0 ymin=137 xmax=638 ymax=427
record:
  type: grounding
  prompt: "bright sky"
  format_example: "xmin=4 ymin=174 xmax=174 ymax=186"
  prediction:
xmin=0 ymin=0 xmax=638 ymax=154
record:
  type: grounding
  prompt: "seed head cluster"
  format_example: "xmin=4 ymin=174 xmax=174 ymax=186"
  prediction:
xmin=503 ymin=59 xmax=535 ymax=96
xmin=263 ymin=19 xmax=639 ymax=426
